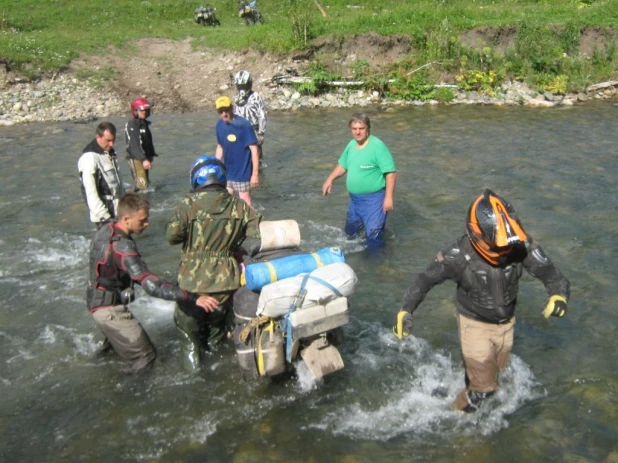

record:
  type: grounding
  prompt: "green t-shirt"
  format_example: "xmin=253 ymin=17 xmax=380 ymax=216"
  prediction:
xmin=338 ymin=135 xmax=396 ymax=195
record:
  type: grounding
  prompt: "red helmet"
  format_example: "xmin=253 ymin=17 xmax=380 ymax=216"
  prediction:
xmin=130 ymin=97 xmax=152 ymax=117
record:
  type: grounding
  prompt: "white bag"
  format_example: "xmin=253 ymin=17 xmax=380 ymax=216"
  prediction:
xmin=257 ymin=262 xmax=357 ymax=318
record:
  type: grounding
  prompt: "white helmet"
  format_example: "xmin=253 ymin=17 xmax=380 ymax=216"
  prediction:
xmin=234 ymin=70 xmax=253 ymax=105
xmin=233 ymin=70 xmax=253 ymax=89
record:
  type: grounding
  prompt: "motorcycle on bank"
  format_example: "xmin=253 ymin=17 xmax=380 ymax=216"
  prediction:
xmin=233 ymin=220 xmax=356 ymax=381
xmin=194 ymin=5 xmax=221 ymax=26
xmin=238 ymin=0 xmax=264 ymax=25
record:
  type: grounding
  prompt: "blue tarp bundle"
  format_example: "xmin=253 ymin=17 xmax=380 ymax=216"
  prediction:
xmin=244 ymin=247 xmax=345 ymax=291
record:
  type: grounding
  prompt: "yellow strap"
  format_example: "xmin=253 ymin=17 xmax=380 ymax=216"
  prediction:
xmin=257 ymin=327 xmax=265 ymax=376
xmin=256 ymin=321 xmax=275 ymax=376
xmin=311 ymin=251 xmax=324 ymax=268
xmin=240 ymin=273 xmax=246 ymax=286
xmin=266 ymin=261 xmax=277 ymax=283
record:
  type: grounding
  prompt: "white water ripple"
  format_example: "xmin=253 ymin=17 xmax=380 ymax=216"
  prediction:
xmin=316 ymin=329 xmax=545 ymax=440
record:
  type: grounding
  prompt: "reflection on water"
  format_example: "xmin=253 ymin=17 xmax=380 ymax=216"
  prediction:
xmin=0 ymin=103 xmax=617 ymax=461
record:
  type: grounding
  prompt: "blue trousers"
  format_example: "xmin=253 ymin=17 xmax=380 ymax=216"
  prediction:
xmin=345 ymin=189 xmax=387 ymax=248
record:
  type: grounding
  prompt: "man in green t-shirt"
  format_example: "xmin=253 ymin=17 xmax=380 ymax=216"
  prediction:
xmin=322 ymin=113 xmax=397 ymax=247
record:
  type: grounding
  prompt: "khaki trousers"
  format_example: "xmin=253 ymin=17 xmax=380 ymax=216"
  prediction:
xmin=453 ymin=313 xmax=515 ymax=410
xmin=91 ymin=305 xmax=156 ymax=374
xmin=128 ymin=158 xmax=150 ymax=190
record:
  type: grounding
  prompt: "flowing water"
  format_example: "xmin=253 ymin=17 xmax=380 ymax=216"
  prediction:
xmin=0 ymin=103 xmax=616 ymax=462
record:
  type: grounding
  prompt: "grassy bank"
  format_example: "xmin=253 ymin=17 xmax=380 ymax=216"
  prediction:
xmin=2 ymin=0 xmax=618 ymax=97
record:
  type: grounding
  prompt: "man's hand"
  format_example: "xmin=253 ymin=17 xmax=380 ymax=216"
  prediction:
xmin=383 ymin=196 xmax=394 ymax=213
xmin=196 ymin=295 xmax=219 ymax=312
xmin=543 ymin=295 xmax=567 ymax=318
xmin=142 ymin=160 xmax=152 ymax=170
xmin=257 ymin=134 xmax=264 ymax=145
xmin=322 ymin=180 xmax=333 ymax=196
xmin=322 ymin=165 xmax=347 ymax=196
xmin=250 ymin=174 xmax=259 ymax=188
xmin=393 ymin=310 xmax=414 ymax=340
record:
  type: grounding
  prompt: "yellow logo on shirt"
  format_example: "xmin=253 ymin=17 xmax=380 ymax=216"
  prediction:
xmin=227 ymin=134 xmax=237 ymax=142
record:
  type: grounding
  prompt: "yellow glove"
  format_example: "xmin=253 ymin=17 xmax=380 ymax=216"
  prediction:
xmin=393 ymin=310 xmax=414 ymax=340
xmin=543 ymin=295 xmax=568 ymax=318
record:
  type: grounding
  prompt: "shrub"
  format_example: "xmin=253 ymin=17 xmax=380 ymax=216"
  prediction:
xmin=455 ymin=69 xmax=501 ymax=95
xmin=433 ymin=87 xmax=455 ymax=102
xmin=283 ymin=0 xmax=315 ymax=48
xmin=385 ymin=72 xmax=435 ymax=101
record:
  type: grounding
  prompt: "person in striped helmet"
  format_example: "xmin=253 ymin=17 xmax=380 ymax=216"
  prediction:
xmin=394 ymin=189 xmax=570 ymax=412
xmin=233 ymin=70 xmax=267 ymax=163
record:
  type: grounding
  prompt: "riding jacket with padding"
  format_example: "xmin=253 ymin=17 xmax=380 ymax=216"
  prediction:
xmin=402 ymin=235 xmax=570 ymax=324
xmin=87 ymin=223 xmax=198 ymax=311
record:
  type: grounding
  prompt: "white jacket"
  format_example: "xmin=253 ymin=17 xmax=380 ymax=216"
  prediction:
xmin=77 ymin=148 xmax=124 ymax=223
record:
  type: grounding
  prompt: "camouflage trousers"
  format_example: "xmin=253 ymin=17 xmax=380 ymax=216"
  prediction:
xmin=174 ymin=291 xmax=234 ymax=370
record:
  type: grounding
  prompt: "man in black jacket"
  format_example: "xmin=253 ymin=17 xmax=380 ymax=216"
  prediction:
xmin=125 ymin=97 xmax=158 ymax=191
xmin=394 ymin=190 xmax=570 ymax=412
xmin=87 ymin=192 xmax=218 ymax=374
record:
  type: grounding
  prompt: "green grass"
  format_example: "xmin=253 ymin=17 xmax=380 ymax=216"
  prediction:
xmin=1 ymin=0 xmax=618 ymax=93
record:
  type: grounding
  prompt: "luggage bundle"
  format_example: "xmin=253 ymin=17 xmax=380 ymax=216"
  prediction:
xmin=233 ymin=220 xmax=356 ymax=379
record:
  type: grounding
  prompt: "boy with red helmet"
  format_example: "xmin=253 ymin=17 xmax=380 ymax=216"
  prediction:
xmin=125 ymin=97 xmax=158 ymax=191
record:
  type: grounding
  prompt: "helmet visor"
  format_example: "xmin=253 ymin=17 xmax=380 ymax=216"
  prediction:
xmin=487 ymin=195 xmax=527 ymax=247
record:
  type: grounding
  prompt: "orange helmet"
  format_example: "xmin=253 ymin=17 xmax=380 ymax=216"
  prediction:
xmin=130 ymin=97 xmax=152 ymax=117
xmin=466 ymin=189 xmax=528 ymax=265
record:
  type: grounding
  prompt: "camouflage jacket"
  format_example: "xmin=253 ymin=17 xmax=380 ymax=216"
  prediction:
xmin=166 ymin=190 xmax=262 ymax=294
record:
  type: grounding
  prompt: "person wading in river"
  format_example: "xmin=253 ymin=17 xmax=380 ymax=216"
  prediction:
xmin=322 ymin=113 xmax=397 ymax=248
xmin=214 ymin=96 xmax=260 ymax=207
xmin=87 ymin=192 xmax=218 ymax=374
xmin=232 ymin=70 xmax=267 ymax=163
xmin=78 ymin=122 xmax=125 ymax=229
xmin=166 ymin=155 xmax=262 ymax=370
xmin=124 ymin=97 xmax=158 ymax=191
xmin=393 ymin=189 xmax=570 ymax=412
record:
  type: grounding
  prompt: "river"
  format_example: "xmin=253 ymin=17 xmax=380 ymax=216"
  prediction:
xmin=0 ymin=103 xmax=616 ymax=462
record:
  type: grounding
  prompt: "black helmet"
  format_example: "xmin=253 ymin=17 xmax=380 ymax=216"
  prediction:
xmin=466 ymin=189 xmax=528 ymax=265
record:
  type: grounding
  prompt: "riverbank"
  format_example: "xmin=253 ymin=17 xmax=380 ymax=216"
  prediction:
xmin=1 ymin=36 xmax=618 ymax=127
xmin=1 ymin=69 xmax=617 ymax=127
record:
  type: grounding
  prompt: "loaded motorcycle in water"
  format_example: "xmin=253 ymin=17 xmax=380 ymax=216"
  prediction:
xmin=233 ymin=220 xmax=356 ymax=380
xmin=194 ymin=5 xmax=220 ymax=26
xmin=238 ymin=0 xmax=264 ymax=25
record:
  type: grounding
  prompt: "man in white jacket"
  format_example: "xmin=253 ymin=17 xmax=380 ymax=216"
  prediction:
xmin=78 ymin=122 xmax=125 ymax=228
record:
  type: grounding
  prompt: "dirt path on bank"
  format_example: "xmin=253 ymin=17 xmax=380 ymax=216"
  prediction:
xmin=65 ymin=26 xmax=613 ymax=113
xmin=70 ymin=38 xmax=282 ymax=112
xmin=67 ymin=33 xmax=418 ymax=113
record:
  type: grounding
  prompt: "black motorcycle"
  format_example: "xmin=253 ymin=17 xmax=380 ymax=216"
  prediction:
xmin=238 ymin=1 xmax=264 ymax=25
xmin=194 ymin=6 xmax=221 ymax=26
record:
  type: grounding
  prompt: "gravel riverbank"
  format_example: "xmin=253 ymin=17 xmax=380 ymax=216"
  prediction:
xmin=1 ymin=72 xmax=616 ymax=127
